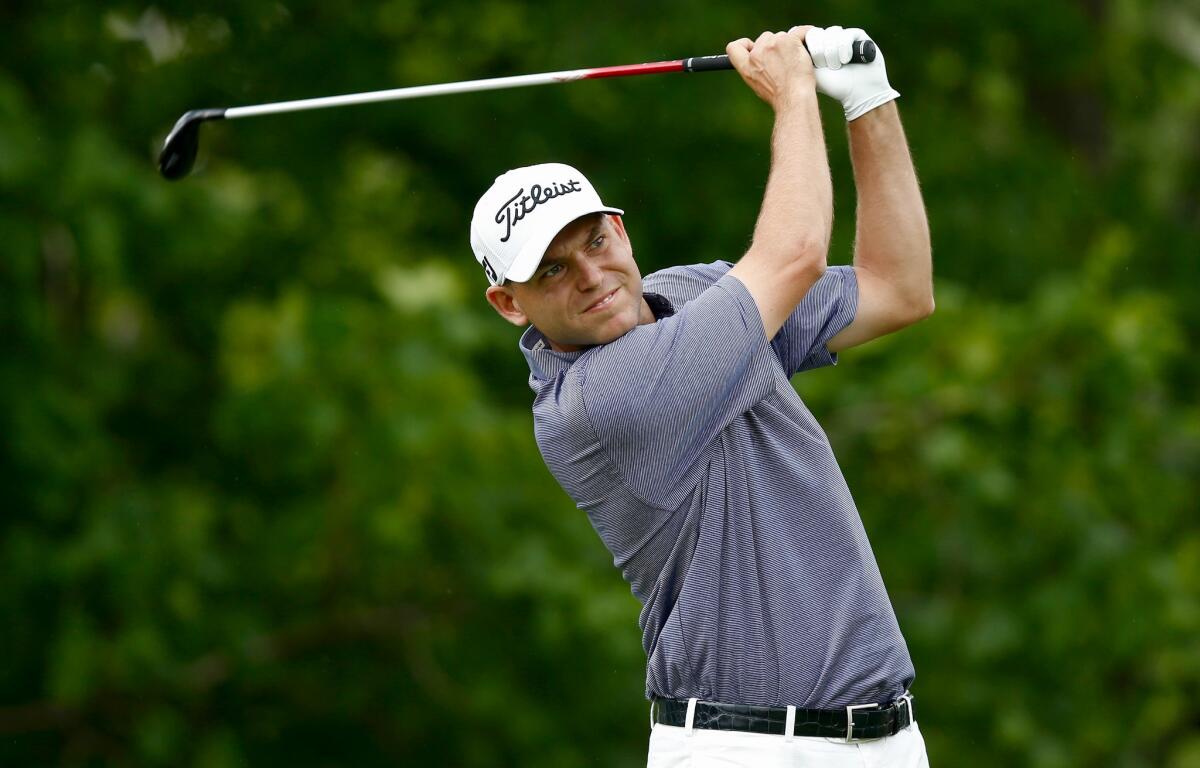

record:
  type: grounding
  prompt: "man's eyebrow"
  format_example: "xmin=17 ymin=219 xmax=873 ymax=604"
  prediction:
xmin=542 ymin=221 xmax=607 ymax=271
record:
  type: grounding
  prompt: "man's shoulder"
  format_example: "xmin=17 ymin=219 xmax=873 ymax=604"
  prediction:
xmin=643 ymin=260 xmax=735 ymax=306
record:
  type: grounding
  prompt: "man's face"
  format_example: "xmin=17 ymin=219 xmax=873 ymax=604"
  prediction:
xmin=486 ymin=213 xmax=649 ymax=351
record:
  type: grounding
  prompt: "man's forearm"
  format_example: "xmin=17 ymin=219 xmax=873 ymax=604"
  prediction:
xmin=752 ymin=88 xmax=833 ymax=269
xmin=725 ymin=28 xmax=838 ymax=338
xmin=848 ymin=103 xmax=933 ymax=310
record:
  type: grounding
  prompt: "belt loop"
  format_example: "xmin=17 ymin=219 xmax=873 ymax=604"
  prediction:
xmin=649 ymin=698 xmax=657 ymax=731
xmin=900 ymin=691 xmax=915 ymax=726
xmin=684 ymin=697 xmax=698 ymax=737
xmin=784 ymin=705 xmax=796 ymax=742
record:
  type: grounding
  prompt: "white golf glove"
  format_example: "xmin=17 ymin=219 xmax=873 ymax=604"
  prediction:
xmin=806 ymin=26 xmax=900 ymax=121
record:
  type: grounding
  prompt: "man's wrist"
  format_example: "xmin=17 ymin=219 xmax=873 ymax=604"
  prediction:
xmin=845 ymin=88 xmax=900 ymax=121
xmin=847 ymin=98 xmax=898 ymax=130
xmin=775 ymin=82 xmax=819 ymax=114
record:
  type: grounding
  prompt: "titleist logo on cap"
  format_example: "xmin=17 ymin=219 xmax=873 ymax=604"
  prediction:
xmin=495 ymin=179 xmax=584 ymax=242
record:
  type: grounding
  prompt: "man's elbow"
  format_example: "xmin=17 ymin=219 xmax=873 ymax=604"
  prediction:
xmin=747 ymin=238 xmax=829 ymax=285
xmin=906 ymin=290 xmax=935 ymax=324
xmin=781 ymin=254 xmax=828 ymax=300
xmin=904 ymin=255 xmax=935 ymax=323
xmin=915 ymin=291 xmax=935 ymax=319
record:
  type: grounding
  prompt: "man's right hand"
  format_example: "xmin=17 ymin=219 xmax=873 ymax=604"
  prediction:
xmin=725 ymin=27 xmax=817 ymax=111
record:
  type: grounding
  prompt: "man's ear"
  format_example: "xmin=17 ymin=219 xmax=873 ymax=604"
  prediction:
xmin=485 ymin=285 xmax=529 ymax=327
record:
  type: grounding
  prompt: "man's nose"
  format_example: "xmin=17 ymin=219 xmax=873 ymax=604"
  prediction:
xmin=576 ymin=256 xmax=603 ymax=290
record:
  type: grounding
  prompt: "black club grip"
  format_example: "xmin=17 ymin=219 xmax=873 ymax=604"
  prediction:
xmin=683 ymin=39 xmax=876 ymax=72
xmin=682 ymin=55 xmax=737 ymax=72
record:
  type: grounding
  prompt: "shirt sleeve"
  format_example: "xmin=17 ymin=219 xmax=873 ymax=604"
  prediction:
xmin=580 ymin=273 xmax=777 ymax=509
xmin=770 ymin=265 xmax=859 ymax=376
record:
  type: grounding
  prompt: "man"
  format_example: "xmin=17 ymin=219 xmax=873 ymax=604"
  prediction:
xmin=470 ymin=24 xmax=933 ymax=767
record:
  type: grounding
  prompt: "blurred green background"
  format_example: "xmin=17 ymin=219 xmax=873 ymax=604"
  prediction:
xmin=2 ymin=1 xmax=1198 ymax=765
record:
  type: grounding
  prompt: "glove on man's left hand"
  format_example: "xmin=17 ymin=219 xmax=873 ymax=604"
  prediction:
xmin=807 ymin=26 xmax=900 ymax=121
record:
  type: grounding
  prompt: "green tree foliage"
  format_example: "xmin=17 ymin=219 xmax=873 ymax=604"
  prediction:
xmin=1 ymin=1 xmax=1197 ymax=766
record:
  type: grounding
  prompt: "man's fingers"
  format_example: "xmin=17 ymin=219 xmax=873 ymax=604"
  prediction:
xmin=787 ymin=24 xmax=814 ymax=43
xmin=837 ymin=39 xmax=852 ymax=66
xmin=726 ymin=37 xmax=753 ymax=54
xmin=822 ymin=25 xmax=844 ymax=70
xmin=726 ymin=25 xmax=822 ymax=107
xmin=840 ymin=26 xmax=868 ymax=64
xmin=842 ymin=27 xmax=867 ymax=65
xmin=726 ymin=37 xmax=753 ymax=69
xmin=802 ymin=26 xmax=826 ymax=68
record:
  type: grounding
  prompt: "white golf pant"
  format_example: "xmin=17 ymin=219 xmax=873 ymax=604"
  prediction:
xmin=646 ymin=710 xmax=930 ymax=767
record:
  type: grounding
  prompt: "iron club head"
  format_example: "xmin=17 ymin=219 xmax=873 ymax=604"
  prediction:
xmin=158 ymin=109 xmax=225 ymax=180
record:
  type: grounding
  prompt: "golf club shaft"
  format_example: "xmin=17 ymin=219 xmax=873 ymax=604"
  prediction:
xmin=226 ymin=58 xmax=729 ymax=120
xmin=159 ymin=42 xmax=876 ymax=179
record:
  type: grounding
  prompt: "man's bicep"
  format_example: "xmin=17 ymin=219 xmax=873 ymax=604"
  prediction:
xmin=826 ymin=266 xmax=927 ymax=353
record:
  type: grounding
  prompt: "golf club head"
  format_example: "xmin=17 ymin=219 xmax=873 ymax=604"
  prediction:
xmin=158 ymin=109 xmax=225 ymax=180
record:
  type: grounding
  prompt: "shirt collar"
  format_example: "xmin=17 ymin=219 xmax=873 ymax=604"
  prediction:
xmin=519 ymin=291 xmax=676 ymax=381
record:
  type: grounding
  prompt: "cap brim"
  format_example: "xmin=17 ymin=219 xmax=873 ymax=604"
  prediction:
xmin=504 ymin=207 xmax=625 ymax=283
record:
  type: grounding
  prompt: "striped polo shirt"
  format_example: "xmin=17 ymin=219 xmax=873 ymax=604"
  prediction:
xmin=518 ymin=261 xmax=914 ymax=708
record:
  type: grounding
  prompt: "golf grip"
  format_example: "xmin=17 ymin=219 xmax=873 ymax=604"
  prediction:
xmin=683 ymin=39 xmax=876 ymax=72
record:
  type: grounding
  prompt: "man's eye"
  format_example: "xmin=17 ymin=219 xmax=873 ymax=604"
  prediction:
xmin=591 ymin=235 xmax=606 ymax=248
xmin=544 ymin=264 xmax=562 ymax=278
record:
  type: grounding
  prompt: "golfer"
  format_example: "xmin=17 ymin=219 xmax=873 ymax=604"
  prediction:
xmin=471 ymin=24 xmax=932 ymax=767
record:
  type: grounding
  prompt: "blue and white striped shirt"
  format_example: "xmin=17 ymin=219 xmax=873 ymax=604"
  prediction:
xmin=519 ymin=261 xmax=915 ymax=708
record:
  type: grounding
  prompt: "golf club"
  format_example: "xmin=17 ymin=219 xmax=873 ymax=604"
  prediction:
xmin=158 ymin=41 xmax=876 ymax=180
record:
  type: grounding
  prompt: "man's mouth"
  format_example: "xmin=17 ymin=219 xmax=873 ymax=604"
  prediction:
xmin=584 ymin=289 xmax=618 ymax=314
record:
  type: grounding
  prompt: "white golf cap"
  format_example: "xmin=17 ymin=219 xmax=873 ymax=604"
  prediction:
xmin=470 ymin=162 xmax=623 ymax=285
